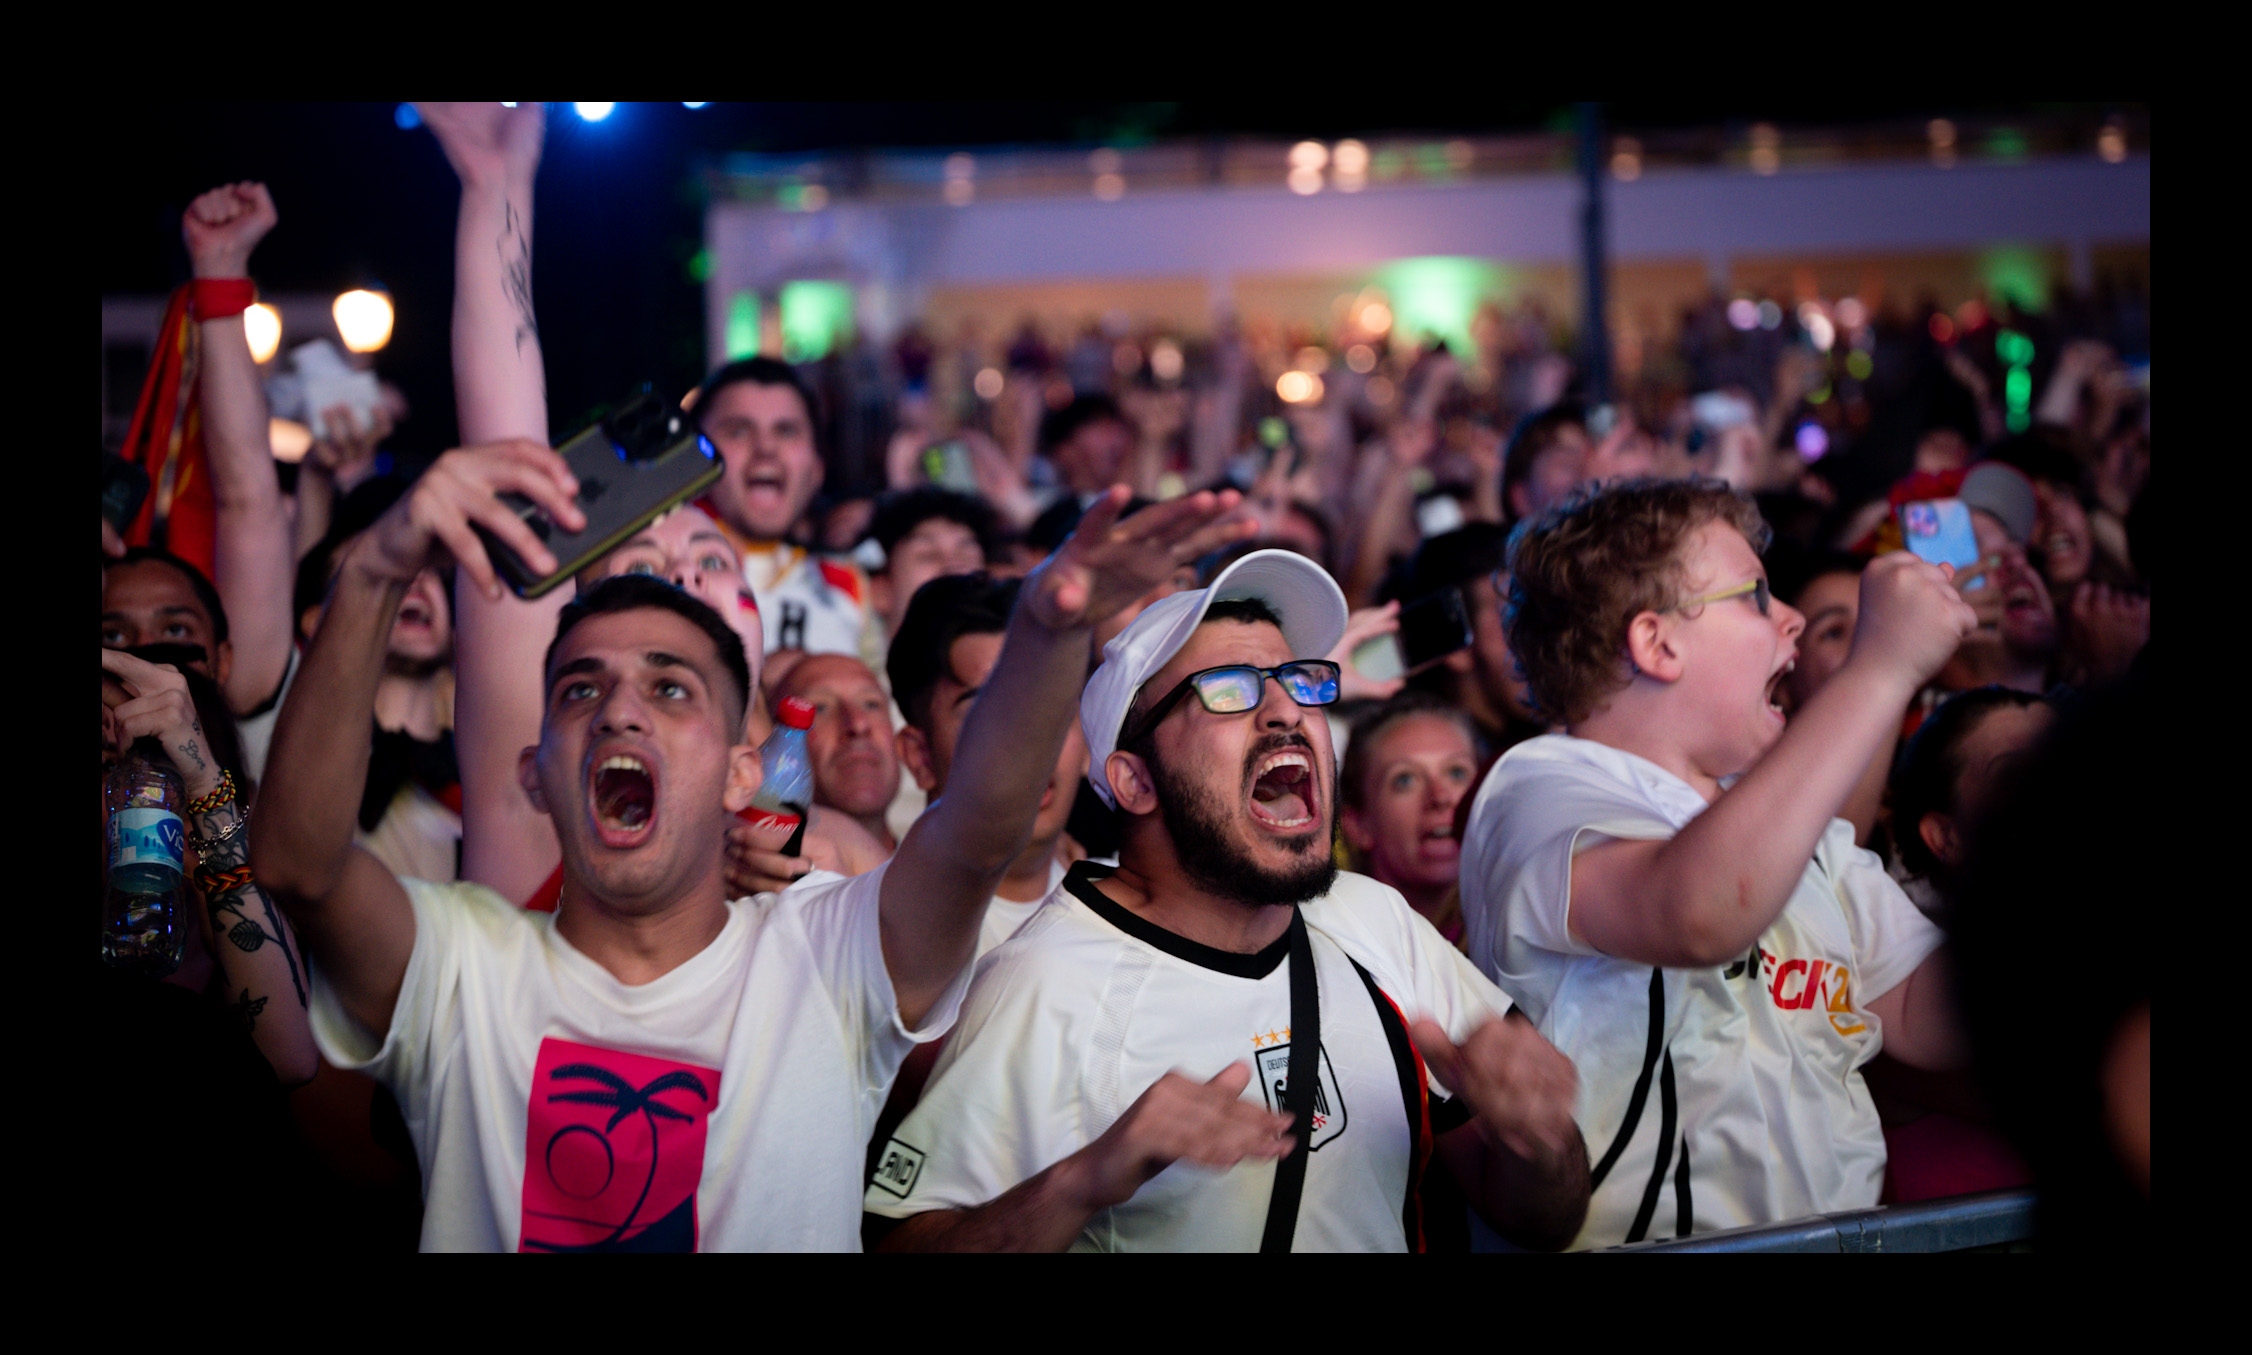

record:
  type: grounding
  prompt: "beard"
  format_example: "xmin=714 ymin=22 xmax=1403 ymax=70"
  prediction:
xmin=1145 ymin=734 xmax=1337 ymax=909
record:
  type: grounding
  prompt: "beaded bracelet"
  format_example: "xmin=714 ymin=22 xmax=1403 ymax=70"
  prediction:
xmin=186 ymin=770 xmax=237 ymax=817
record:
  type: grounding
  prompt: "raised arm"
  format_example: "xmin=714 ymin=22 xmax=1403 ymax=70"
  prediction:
xmin=183 ymin=184 xmax=294 ymax=716
xmin=877 ymin=486 xmax=1255 ymax=1026
xmin=1569 ymin=552 xmax=1976 ymax=967
xmin=251 ymin=442 xmax=583 ymax=1038
xmin=417 ymin=101 xmax=567 ymax=904
xmin=104 ymin=648 xmax=317 ymax=1085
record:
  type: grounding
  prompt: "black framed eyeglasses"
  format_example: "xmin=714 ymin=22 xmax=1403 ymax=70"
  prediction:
xmin=1665 ymin=577 xmax=1770 ymax=617
xmin=1119 ymin=660 xmax=1342 ymax=749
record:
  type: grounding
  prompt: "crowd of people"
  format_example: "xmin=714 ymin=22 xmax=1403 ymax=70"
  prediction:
xmin=99 ymin=103 xmax=2151 ymax=1252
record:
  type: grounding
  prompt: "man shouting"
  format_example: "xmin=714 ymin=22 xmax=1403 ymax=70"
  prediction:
xmin=867 ymin=550 xmax=1589 ymax=1251
xmin=251 ymin=437 xmax=1247 ymax=1252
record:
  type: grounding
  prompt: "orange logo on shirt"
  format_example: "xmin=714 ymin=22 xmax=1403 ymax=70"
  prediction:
xmin=1726 ymin=945 xmax=1866 ymax=1037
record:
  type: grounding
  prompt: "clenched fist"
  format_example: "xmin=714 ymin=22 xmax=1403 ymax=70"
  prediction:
xmin=1847 ymin=550 xmax=1980 ymax=697
xmin=183 ymin=182 xmax=277 ymax=279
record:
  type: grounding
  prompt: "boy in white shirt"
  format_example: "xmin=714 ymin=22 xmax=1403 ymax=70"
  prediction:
xmin=1459 ymin=478 xmax=1979 ymax=1248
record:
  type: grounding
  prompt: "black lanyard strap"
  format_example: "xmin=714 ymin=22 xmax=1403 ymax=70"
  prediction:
xmin=1259 ymin=907 xmax=1319 ymax=1253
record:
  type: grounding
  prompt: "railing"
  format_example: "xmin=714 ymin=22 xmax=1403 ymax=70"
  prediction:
xmin=1601 ymin=1188 xmax=2037 ymax=1253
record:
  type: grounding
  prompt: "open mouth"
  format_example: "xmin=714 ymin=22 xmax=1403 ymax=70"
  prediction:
xmin=398 ymin=598 xmax=432 ymax=629
xmin=2004 ymin=584 xmax=2044 ymax=621
xmin=1420 ymin=823 xmax=1460 ymax=857
xmin=1248 ymin=747 xmax=1318 ymax=831
xmin=1766 ymin=656 xmax=1796 ymax=716
xmin=589 ymin=753 xmax=658 ymax=846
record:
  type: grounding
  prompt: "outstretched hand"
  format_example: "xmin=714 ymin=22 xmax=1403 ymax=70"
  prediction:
xmin=416 ymin=101 xmax=546 ymax=187
xmin=183 ymin=182 xmax=277 ymax=279
xmin=1021 ymin=485 xmax=1253 ymax=632
xmin=1410 ymin=1014 xmax=1579 ymax=1163
xmin=353 ymin=440 xmax=584 ymax=600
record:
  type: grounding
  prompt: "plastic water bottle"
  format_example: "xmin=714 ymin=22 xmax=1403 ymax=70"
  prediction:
xmin=104 ymin=744 xmax=187 ymax=975
xmin=742 ymin=696 xmax=816 ymax=853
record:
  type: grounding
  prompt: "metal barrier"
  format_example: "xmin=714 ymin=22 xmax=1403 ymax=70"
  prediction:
xmin=1602 ymin=1188 xmax=2037 ymax=1253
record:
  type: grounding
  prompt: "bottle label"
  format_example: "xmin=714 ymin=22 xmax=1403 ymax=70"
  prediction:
xmin=109 ymin=807 xmax=185 ymax=878
xmin=738 ymin=806 xmax=803 ymax=835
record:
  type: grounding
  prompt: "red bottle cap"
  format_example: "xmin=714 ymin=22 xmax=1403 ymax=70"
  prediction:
xmin=777 ymin=696 xmax=816 ymax=730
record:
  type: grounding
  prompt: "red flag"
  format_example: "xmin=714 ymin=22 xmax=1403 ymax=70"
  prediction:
xmin=118 ymin=285 xmax=217 ymax=577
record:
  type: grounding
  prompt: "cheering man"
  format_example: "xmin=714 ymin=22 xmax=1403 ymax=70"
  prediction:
xmin=867 ymin=550 xmax=1589 ymax=1251
xmin=251 ymin=436 xmax=1248 ymax=1251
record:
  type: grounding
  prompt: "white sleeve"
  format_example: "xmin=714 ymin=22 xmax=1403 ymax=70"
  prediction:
xmin=308 ymin=876 xmax=481 ymax=1110
xmin=1824 ymin=823 xmax=1946 ymax=1004
xmin=776 ymin=859 xmax=974 ymax=1096
xmin=1464 ymin=757 xmax=1677 ymax=963
xmin=863 ymin=944 xmax=1085 ymax=1219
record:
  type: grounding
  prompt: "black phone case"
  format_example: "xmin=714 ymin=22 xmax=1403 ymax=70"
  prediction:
xmin=1398 ymin=586 xmax=1474 ymax=672
xmin=475 ymin=402 xmax=725 ymax=599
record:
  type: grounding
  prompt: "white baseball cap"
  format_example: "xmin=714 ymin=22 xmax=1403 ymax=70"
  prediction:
xmin=1080 ymin=549 xmax=1349 ymax=808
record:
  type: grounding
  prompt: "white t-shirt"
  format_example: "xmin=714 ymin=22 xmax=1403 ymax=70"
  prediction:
xmin=976 ymin=856 xmax=1069 ymax=961
xmin=866 ymin=864 xmax=1508 ymax=1252
xmin=311 ymin=860 xmax=967 ymax=1252
xmin=234 ymin=646 xmax=299 ymax=787
xmin=1458 ymin=734 xmax=1945 ymax=1250
xmin=741 ymin=542 xmax=872 ymax=660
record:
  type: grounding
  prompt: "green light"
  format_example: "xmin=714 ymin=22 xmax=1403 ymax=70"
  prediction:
xmin=1979 ymin=248 xmax=2051 ymax=314
xmin=1369 ymin=257 xmax=1506 ymax=359
xmin=2005 ymin=365 xmax=2032 ymax=408
xmin=688 ymin=249 xmax=712 ymax=284
xmin=1845 ymin=351 xmax=1874 ymax=381
xmin=779 ymin=280 xmax=853 ymax=362
xmin=1807 ymin=383 xmax=1833 ymax=405
xmin=1258 ymin=416 xmax=1289 ymax=448
xmin=1996 ymin=328 xmax=2035 ymax=367
xmin=1372 ymin=148 xmax=1406 ymax=180
xmin=1414 ymin=144 xmax=1452 ymax=178
xmin=725 ymin=292 xmax=760 ymax=359
xmin=1987 ymin=128 xmax=2029 ymax=161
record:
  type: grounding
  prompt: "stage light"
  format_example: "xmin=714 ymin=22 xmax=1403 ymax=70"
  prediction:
xmin=1795 ymin=422 xmax=1830 ymax=462
xmin=683 ymin=102 xmax=708 ymax=109
xmin=244 ymin=304 xmax=281 ymax=364
xmin=1800 ymin=305 xmax=1835 ymax=351
xmin=1728 ymin=298 xmax=1760 ymax=331
xmin=1358 ymin=302 xmax=1392 ymax=335
xmin=1276 ymin=370 xmax=1322 ymax=404
xmin=333 ymin=289 xmax=394 ymax=353
xmin=1611 ymin=137 xmax=1642 ymax=181
xmin=973 ymin=367 xmax=1005 ymax=400
xmin=1287 ymin=167 xmax=1322 ymax=195
xmin=575 ymin=103 xmax=615 ymax=122
xmin=1346 ymin=344 xmax=1377 ymax=374
xmin=1846 ymin=351 xmax=1874 ymax=381
xmin=2099 ymin=122 xmax=2127 ymax=163
xmin=1289 ymin=141 xmax=1328 ymax=172
xmin=1928 ymin=313 xmax=1956 ymax=343
xmin=1150 ymin=340 xmax=1184 ymax=382
xmin=1749 ymin=123 xmax=1780 ymax=175
xmin=1836 ymin=296 xmax=1867 ymax=329
xmin=394 ymin=104 xmax=421 ymax=131
xmin=270 ymin=418 xmax=312 ymax=464
xmin=1757 ymin=300 xmax=1783 ymax=330
xmin=1333 ymin=140 xmax=1368 ymax=175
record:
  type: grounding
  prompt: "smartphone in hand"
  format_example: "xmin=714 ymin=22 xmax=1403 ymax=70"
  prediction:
xmin=476 ymin=390 xmax=725 ymax=599
xmin=1353 ymin=587 xmax=1475 ymax=683
xmin=1899 ymin=498 xmax=1985 ymax=589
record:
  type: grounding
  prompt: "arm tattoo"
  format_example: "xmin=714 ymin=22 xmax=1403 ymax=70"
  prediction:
xmin=180 ymin=736 xmax=207 ymax=775
xmin=226 ymin=988 xmax=269 ymax=1034
xmin=500 ymin=199 xmax=539 ymax=356
xmin=194 ymin=804 xmax=309 ymax=1008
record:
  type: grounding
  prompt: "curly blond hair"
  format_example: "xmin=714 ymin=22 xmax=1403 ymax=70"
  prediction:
xmin=1503 ymin=477 xmax=1770 ymax=725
